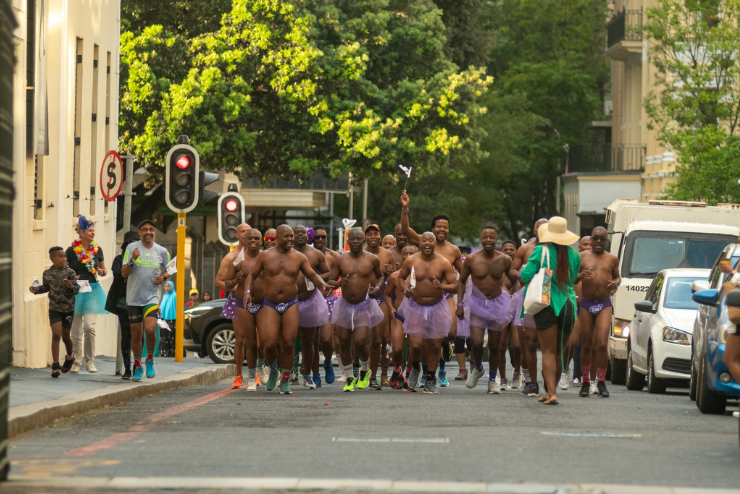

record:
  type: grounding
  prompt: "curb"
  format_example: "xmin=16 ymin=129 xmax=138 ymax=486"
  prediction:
xmin=8 ymin=364 xmax=236 ymax=439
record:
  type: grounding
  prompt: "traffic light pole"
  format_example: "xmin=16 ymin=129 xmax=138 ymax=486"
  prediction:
xmin=176 ymin=213 xmax=186 ymax=362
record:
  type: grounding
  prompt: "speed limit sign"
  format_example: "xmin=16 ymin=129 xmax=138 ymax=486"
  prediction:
xmin=100 ymin=150 xmax=123 ymax=201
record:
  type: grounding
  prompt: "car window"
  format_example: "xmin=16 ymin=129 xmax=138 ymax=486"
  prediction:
xmin=663 ymin=277 xmax=703 ymax=310
xmin=650 ymin=274 xmax=664 ymax=310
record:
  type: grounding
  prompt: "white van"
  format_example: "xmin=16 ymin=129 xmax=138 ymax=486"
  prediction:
xmin=605 ymin=200 xmax=740 ymax=384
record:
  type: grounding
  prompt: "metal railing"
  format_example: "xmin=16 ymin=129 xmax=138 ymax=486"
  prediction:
xmin=607 ymin=8 xmax=643 ymax=48
xmin=569 ymin=144 xmax=645 ymax=173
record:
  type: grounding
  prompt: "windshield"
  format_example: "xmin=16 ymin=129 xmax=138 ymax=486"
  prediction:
xmin=623 ymin=232 xmax=736 ymax=278
xmin=663 ymin=276 xmax=704 ymax=310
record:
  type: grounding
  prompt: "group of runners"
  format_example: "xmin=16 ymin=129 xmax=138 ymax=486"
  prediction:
xmin=214 ymin=190 xmax=620 ymax=398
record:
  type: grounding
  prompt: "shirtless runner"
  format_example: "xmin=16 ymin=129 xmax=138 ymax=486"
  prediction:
xmin=389 ymin=223 xmax=409 ymax=271
xmin=365 ymin=224 xmax=395 ymax=388
xmin=243 ymin=225 xmax=327 ymax=395
xmin=263 ymin=229 xmax=277 ymax=250
xmin=311 ymin=228 xmax=341 ymax=383
xmin=578 ymin=227 xmax=620 ymax=398
xmin=382 ymin=235 xmax=396 ymax=249
xmin=457 ymin=227 xmax=517 ymax=394
xmin=510 ymin=218 xmax=549 ymax=397
xmin=497 ymin=239 xmax=523 ymax=390
xmin=400 ymin=191 xmax=462 ymax=388
xmin=385 ymin=245 xmax=418 ymax=389
xmin=560 ymin=235 xmax=591 ymax=390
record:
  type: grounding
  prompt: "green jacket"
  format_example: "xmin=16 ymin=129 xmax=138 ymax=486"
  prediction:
xmin=520 ymin=243 xmax=581 ymax=316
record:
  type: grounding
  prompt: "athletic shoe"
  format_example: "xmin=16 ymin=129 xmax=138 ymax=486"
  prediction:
xmin=500 ymin=378 xmax=508 ymax=390
xmin=511 ymin=372 xmax=523 ymax=389
xmin=590 ymin=381 xmax=598 ymax=395
xmin=527 ymin=382 xmax=540 ymax=397
xmin=51 ymin=362 xmax=61 ymax=378
xmin=257 ymin=365 xmax=270 ymax=385
xmin=323 ymin=361 xmax=336 ymax=384
xmin=61 ymin=355 xmax=75 ymax=374
xmin=381 ymin=375 xmax=389 ymax=387
xmin=454 ymin=369 xmax=468 ymax=381
xmin=86 ymin=361 xmax=98 ymax=373
xmin=69 ymin=361 xmax=81 ymax=374
xmin=338 ymin=369 xmax=347 ymax=383
xmin=343 ymin=378 xmax=356 ymax=392
xmin=357 ymin=370 xmax=371 ymax=390
xmin=487 ymin=380 xmax=501 ymax=394
xmin=424 ymin=376 xmax=439 ymax=394
xmin=132 ymin=363 xmax=144 ymax=382
xmin=579 ymin=381 xmax=590 ymax=397
xmin=573 ymin=377 xmax=581 ymax=386
xmin=266 ymin=367 xmax=279 ymax=391
xmin=559 ymin=370 xmax=571 ymax=390
xmin=279 ymin=381 xmax=293 ymax=395
xmin=313 ymin=374 xmax=322 ymax=388
xmin=246 ymin=378 xmax=257 ymax=392
xmin=291 ymin=375 xmax=300 ymax=386
xmin=408 ymin=367 xmax=421 ymax=389
xmin=303 ymin=375 xmax=316 ymax=390
xmin=442 ymin=341 xmax=454 ymax=362
xmin=232 ymin=375 xmax=243 ymax=389
xmin=466 ymin=366 xmax=485 ymax=389
xmin=420 ymin=374 xmax=427 ymax=388
xmin=353 ymin=362 xmax=360 ymax=378
xmin=521 ymin=382 xmax=531 ymax=394
xmin=733 ymin=411 xmax=739 ymax=418
xmin=389 ymin=371 xmax=402 ymax=389
xmin=597 ymin=381 xmax=610 ymax=398
xmin=121 ymin=369 xmax=132 ymax=380
xmin=438 ymin=371 xmax=449 ymax=387
xmin=145 ymin=357 xmax=157 ymax=379
xmin=369 ymin=377 xmax=379 ymax=388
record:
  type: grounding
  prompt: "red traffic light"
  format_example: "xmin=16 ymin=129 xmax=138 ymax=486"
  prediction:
xmin=225 ymin=199 xmax=239 ymax=212
xmin=176 ymin=155 xmax=191 ymax=169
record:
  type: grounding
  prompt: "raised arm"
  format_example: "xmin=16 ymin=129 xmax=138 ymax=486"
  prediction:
xmin=400 ymin=190 xmax=421 ymax=246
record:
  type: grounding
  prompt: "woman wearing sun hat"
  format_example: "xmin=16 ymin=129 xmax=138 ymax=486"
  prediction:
xmin=520 ymin=216 xmax=581 ymax=405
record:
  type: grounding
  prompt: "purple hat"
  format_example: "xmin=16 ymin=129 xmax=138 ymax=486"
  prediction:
xmin=307 ymin=227 xmax=315 ymax=245
xmin=77 ymin=214 xmax=93 ymax=231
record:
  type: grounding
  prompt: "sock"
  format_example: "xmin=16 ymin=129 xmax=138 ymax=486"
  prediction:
xmin=147 ymin=353 xmax=153 ymax=360
xmin=597 ymin=367 xmax=607 ymax=383
xmin=489 ymin=370 xmax=497 ymax=382
xmin=257 ymin=358 xmax=266 ymax=368
xmin=405 ymin=366 xmax=412 ymax=379
xmin=270 ymin=361 xmax=279 ymax=372
xmin=522 ymin=368 xmax=530 ymax=382
xmin=412 ymin=361 xmax=421 ymax=371
xmin=134 ymin=356 xmax=142 ymax=367
xmin=360 ymin=360 xmax=369 ymax=372
xmin=393 ymin=362 xmax=402 ymax=374
xmin=581 ymin=364 xmax=591 ymax=383
xmin=422 ymin=362 xmax=428 ymax=375
xmin=426 ymin=370 xmax=435 ymax=382
xmin=343 ymin=363 xmax=354 ymax=379
xmin=475 ymin=361 xmax=484 ymax=372
xmin=248 ymin=368 xmax=256 ymax=380
xmin=281 ymin=370 xmax=291 ymax=382
xmin=439 ymin=357 xmax=446 ymax=372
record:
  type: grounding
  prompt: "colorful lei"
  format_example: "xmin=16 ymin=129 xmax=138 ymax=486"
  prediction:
xmin=71 ymin=239 xmax=99 ymax=274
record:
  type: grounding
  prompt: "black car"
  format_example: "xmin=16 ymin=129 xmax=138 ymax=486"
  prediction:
xmin=184 ymin=298 xmax=236 ymax=364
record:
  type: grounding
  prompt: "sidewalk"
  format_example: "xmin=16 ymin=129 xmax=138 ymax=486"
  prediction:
xmin=9 ymin=356 xmax=235 ymax=439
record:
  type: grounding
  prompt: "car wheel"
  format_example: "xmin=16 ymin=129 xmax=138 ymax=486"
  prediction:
xmin=610 ymin=357 xmax=626 ymax=385
xmin=205 ymin=323 xmax=236 ymax=364
xmin=647 ymin=347 xmax=667 ymax=394
xmin=689 ymin=358 xmax=698 ymax=401
xmin=696 ymin=354 xmax=727 ymax=414
xmin=626 ymin=347 xmax=645 ymax=391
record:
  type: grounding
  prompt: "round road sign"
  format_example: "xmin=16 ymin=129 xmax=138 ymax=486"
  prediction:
xmin=100 ymin=150 xmax=123 ymax=201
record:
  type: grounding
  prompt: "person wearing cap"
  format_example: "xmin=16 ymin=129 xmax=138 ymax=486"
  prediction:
xmin=186 ymin=288 xmax=200 ymax=309
xmin=519 ymin=216 xmax=581 ymax=405
xmin=122 ymin=219 xmax=172 ymax=382
xmin=105 ymin=231 xmax=139 ymax=379
xmin=66 ymin=214 xmax=108 ymax=373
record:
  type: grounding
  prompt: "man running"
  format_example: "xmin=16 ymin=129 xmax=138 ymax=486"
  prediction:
xmin=396 ymin=232 xmax=457 ymax=394
xmin=243 ymin=225 xmax=328 ymax=395
xmin=383 ymin=235 xmax=396 ymax=249
xmin=293 ymin=225 xmax=331 ymax=390
xmin=385 ymin=245 xmax=418 ymax=389
xmin=510 ymin=218 xmax=549 ymax=396
xmin=457 ymin=227 xmax=516 ymax=394
xmin=263 ymin=229 xmax=277 ymax=249
xmin=365 ymin=224 xmax=395 ymax=387
xmin=327 ymin=228 xmax=385 ymax=392
xmin=578 ymin=227 xmax=620 ymax=398
xmin=122 ymin=220 xmax=171 ymax=382
xmin=497 ymin=239 xmax=522 ymax=390
xmin=560 ymin=235 xmax=592 ymax=389
xmin=400 ymin=191 xmax=462 ymax=387
xmin=388 ymin=223 xmax=409 ymax=270
xmin=312 ymin=228 xmax=340 ymax=383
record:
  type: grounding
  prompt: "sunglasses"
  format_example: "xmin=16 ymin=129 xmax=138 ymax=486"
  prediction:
xmin=264 ymin=236 xmax=276 ymax=242
xmin=247 ymin=236 xmax=261 ymax=240
xmin=314 ymin=235 xmax=327 ymax=239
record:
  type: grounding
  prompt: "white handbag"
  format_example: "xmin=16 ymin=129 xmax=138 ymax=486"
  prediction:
xmin=523 ymin=246 xmax=552 ymax=315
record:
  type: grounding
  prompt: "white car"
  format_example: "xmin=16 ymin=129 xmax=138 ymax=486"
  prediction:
xmin=625 ymin=268 xmax=710 ymax=394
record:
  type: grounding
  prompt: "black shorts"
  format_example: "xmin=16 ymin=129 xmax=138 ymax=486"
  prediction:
xmin=127 ymin=304 xmax=160 ymax=324
xmin=533 ymin=301 xmax=576 ymax=333
xmin=49 ymin=310 xmax=75 ymax=329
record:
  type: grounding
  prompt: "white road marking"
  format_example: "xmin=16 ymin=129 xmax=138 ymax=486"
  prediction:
xmin=541 ymin=431 xmax=642 ymax=438
xmin=332 ymin=437 xmax=449 ymax=443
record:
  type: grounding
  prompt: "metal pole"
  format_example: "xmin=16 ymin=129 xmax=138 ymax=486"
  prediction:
xmin=176 ymin=213 xmax=186 ymax=362
xmin=337 ymin=228 xmax=345 ymax=253
xmin=329 ymin=192 xmax=334 ymax=250
xmin=122 ymin=155 xmax=135 ymax=232
xmin=362 ymin=178 xmax=368 ymax=225
xmin=348 ymin=174 xmax=354 ymax=220
xmin=556 ymin=176 xmax=561 ymax=214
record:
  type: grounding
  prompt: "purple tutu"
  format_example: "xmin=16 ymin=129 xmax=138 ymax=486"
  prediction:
xmin=220 ymin=292 xmax=237 ymax=320
xmin=398 ymin=297 xmax=452 ymax=340
xmin=298 ymin=289 xmax=330 ymax=328
xmin=511 ymin=288 xmax=535 ymax=329
xmin=457 ymin=312 xmax=470 ymax=338
xmin=332 ymin=296 xmax=385 ymax=330
xmin=325 ymin=294 xmax=339 ymax=318
xmin=466 ymin=283 xmax=512 ymax=331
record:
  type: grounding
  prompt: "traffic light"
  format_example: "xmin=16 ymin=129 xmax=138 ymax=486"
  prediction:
xmin=199 ymin=171 xmax=220 ymax=206
xmin=165 ymin=142 xmax=200 ymax=213
xmin=217 ymin=192 xmax=244 ymax=245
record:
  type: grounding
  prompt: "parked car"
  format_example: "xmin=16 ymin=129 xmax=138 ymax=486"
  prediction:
xmin=183 ymin=299 xmax=236 ymax=364
xmin=625 ymin=268 xmax=709 ymax=393
xmin=722 ymin=290 xmax=740 ymax=449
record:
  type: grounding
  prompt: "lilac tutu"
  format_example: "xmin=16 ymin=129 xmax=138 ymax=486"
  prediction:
xmin=332 ymin=296 xmax=385 ymax=330
xmin=466 ymin=283 xmax=512 ymax=331
xmin=511 ymin=288 xmax=535 ymax=329
xmin=220 ymin=292 xmax=237 ymax=320
xmin=325 ymin=294 xmax=339 ymax=318
xmin=457 ymin=312 xmax=470 ymax=338
xmin=398 ymin=297 xmax=452 ymax=340
xmin=298 ymin=289 xmax=330 ymax=327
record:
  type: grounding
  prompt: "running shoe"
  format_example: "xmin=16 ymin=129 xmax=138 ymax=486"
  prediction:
xmin=323 ymin=361 xmax=336 ymax=384
xmin=313 ymin=374 xmax=322 ymax=388
xmin=381 ymin=375 xmax=389 ymax=387
xmin=424 ymin=376 xmax=439 ymax=394
xmin=343 ymin=378 xmax=356 ymax=392
xmin=303 ymin=375 xmax=316 ymax=390
xmin=51 ymin=362 xmax=61 ymax=378
xmin=487 ymin=380 xmax=501 ymax=394
xmin=597 ymin=381 xmax=610 ymax=398
xmin=442 ymin=341 xmax=454 ymax=362
xmin=438 ymin=371 xmax=449 ymax=387
xmin=69 ymin=361 xmax=81 ymax=374
xmin=353 ymin=362 xmax=360 ymax=378
xmin=279 ymin=380 xmax=293 ymax=395
xmin=500 ymin=378 xmax=508 ymax=390
xmin=86 ymin=361 xmax=98 ymax=373
xmin=61 ymin=355 xmax=75 ymax=373
xmin=511 ymin=372 xmax=523 ymax=389
xmin=573 ymin=377 xmax=581 ymax=386
xmin=521 ymin=382 xmax=531 ymax=394
xmin=408 ymin=367 xmax=421 ymax=389
xmin=357 ymin=370 xmax=371 ymax=390
xmin=389 ymin=371 xmax=402 ymax=389
xmin=466 ymin=366 xmax=485 ymax=389
xmin=369 ymin=377 xmax=379 ymax=388
xmin=121 ymin=369 xmax=132 ymax=380
xmin=257 ymin=365 xmax=270 ymax=385
xmin=145 ymin=357 xmax=157 ymax=379
xmin=590 ymin=381 xmax=598 ymax=395
xmin=246 ymin=378 xmax=257 ymax=392
xmin=266 ymin=367 xmax=279 ymax=392
xmin=559 ymin=370 xmax=571 ymax=390
xmin=420 ymin=374 xmax=427 ymax=388
xmin=527 ymin=382 xmax=540 ymax=397
xmin=454 ymin=369 xmax=468 ymax=381
xmin=232 ymin=375 xmax=243 ymax=389
xmin=132 ymin=363 xmax=144 ymax=382
xmin=579 ymin=381 xmax=590 ymax=397
xmin=733 ymin=411 xmax=739 ymax=418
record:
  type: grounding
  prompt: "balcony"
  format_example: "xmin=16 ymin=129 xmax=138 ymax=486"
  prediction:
xmin=568 ymin=144 xmax=645 ymax=174
xmin=606 ymin=8 xmax=643 ymax=61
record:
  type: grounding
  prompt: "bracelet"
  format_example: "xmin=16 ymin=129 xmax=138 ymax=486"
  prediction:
xmin=457 ymin=302 xmax=465 ymax=307
xmin=127 ymin=262 xmax=135 ymax=267
xmin=401 ymin=209 xmax=409 ymax=215
xmin=245 ymin=289 xmax=250 ymax=294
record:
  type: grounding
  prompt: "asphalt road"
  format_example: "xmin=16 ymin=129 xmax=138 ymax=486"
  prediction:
xmin=6 ymin=363 xmax=740 ymax=493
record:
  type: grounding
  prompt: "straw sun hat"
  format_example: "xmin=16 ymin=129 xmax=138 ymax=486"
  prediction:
xmin=538 ymin=216 xmax=580 ymax=246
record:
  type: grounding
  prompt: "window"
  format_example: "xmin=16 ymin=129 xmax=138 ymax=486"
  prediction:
xmin=646 ymin=274 xmax=664 ymax=310
xmin=73 ymin=38 xmax=83 ymax=216
xmin=663 ymin=277 xmax=704 ymax=310
xmin=89 ymin=45 xmax=99 ymax=216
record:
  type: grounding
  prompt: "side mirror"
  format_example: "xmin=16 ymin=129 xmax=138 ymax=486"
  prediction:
xmin=692 ymin=280 xmax=709 ymax=293
xmin=634 ymin=300 xmax=657 ymax=314
xmin=726 ymin=290 xmax=740 ymax=308
xmin=692 ymin=289 xmax=719 ymax=306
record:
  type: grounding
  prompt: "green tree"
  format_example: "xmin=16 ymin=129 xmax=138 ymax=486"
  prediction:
xmin=644 ymin=0 xmax=740 ymax=204
xmin=433 ymin=0 xmax=494 ymax=69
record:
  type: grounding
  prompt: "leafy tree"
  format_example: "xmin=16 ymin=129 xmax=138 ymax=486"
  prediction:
xmin=433 ymin=0 xmax=494 ymax=69
xmin=644 ymin=0 xmax=740 ymax=204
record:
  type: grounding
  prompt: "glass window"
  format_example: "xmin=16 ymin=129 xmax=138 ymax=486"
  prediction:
xmin=663 ymin=277 xmax=704 ymax=310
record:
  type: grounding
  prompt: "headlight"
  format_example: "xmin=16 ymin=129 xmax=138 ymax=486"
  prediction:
xmin=614 ymin=325 xmax=630 ymax=338
xmin=185 ymin=306 xmax=212 ymax=317
xmin=662 ymin=327 xmax=691 ymax=345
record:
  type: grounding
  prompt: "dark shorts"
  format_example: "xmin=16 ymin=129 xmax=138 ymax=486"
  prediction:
xmin=127 ymin=304 xmax=160 ymax=324
xmin=580 ymin=298 xmax=612 ymax=316
xmin=49 ymin=310 xmax=75 ymax=329
xmin=533 ymin=301 xmax=576 ymax=333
